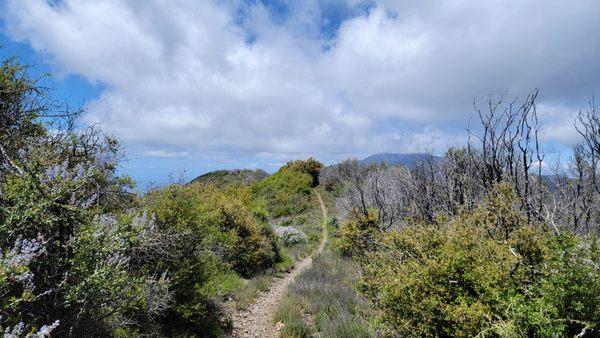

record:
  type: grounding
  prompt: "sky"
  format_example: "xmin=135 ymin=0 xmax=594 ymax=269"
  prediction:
xmin=1 ymin=0 xmax=599 ymax=187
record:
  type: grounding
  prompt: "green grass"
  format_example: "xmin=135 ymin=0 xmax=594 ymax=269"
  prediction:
xmin=275 ymin=248 xmax=295 ymax=273
xmin=228 ymin=273 xmax=274 ymax=310
xmin=218 ymin=272 xmax=245 ymax=296
xmin=274 ymin=297 xmax=312 ymax=338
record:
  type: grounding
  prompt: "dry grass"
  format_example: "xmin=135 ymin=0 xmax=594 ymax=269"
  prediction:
xmin=274 ymin=251 xmax=375 ymax=337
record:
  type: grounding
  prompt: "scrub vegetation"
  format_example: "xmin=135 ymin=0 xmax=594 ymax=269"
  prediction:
xmin=0 ymin=55 xmax=326 ymax=337
xmin=316 ymin=90 xmax=600 ymax=337
xmin=2 ymin=55 xmax=600 ymax=338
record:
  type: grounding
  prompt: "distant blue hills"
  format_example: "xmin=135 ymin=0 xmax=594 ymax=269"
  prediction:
xmin=358 ymin=153 xmax=442 ymax=166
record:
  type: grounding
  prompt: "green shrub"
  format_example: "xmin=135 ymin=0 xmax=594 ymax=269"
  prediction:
xmin=335 ymin=208 xmax=380 ymax=258
xmin=135 ymin=182 xmax=282 ymax=334
xmin=359 ymin=184 xmax=600 ymax=337
xmin=143 ymin=182 xmax=279 ymax=278
xmin=279 ymin=320 xmax=312 ymax=338
xmin=281 ymin=158 xmax=323 ymax=187
xmin=0 ymin=76 xmax=139 ymax=337
xmin=251 ymin=167 xmax=313 ymax=218
xmin=65 ymin=214 xmax=164 ymax=336
xmin=275 ymin=249 xmax=295 ymax=272
xmin=252 ymin=205 xmax=270 ymax=222
xmin=274 ymin=296 xmax=312 ymax=338
xmin=217 ymin=272 xmax=245 ymax=296
xmin=281 ymin=218 xmax=294 ymax=227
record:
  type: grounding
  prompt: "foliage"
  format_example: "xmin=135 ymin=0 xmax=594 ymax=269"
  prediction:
xmin=0 ymin=54 xmax=285 ymax=337
xmin=0 ymin=143 xmax=147 ymax=336
xmin=281 ymin=158 xmax=323 ymax=187
xmin=65 ymin=213 xmax=164 ymax=336
xmin=143 ymin=182 xmax=279 ymax=278
xmin=132 ymin=181 xmax=282 ymax=334
xmin=291 ymin=203 xmax=328 ymax=262
xmin=1 ymin=319 xmax=60 ymax=338
xmin=0 ymin=55 xmax=47 ymax=167
xmin=0 ymin=237 xmax=46 ymax=329
xmin=0 ymin=56 xmax=138 ymax=336
xmin=335 ymin=208 xmax=380 ymax=258
xmin=360 ymin=184 xmax=600 ymax=337
xmin=295 ymin=215 xmax=307 ymax=225
xmin=251 ymin=166 xmax=313 ymax=218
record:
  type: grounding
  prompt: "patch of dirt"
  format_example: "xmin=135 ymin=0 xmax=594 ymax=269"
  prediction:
xmin=227 ymin=191 xmax=328 ymax=338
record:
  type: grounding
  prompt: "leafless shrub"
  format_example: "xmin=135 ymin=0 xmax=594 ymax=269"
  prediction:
xmin=339 ymin=92 xmax=600 ymax=236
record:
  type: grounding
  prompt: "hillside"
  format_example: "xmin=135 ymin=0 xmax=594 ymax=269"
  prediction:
xmin=191 ymin=169 xmax=269 ymax=188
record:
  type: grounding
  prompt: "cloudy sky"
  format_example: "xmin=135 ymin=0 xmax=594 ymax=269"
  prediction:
xmin=1 ymin=0 xmax=599 ymax=186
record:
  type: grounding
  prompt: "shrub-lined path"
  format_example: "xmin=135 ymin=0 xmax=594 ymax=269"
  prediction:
xmin=228 ymin=190 xmax=328 ymax=337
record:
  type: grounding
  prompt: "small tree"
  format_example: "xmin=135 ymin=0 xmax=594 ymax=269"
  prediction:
xmin=282 ymin=157 xmax=323 ymax=187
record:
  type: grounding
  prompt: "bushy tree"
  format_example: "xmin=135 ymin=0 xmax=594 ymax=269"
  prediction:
xmin=143 ymin=182 xmax=279 ymax=278
xmin=281 ymin=157 xmax=323 ymax=187
xmin=139 ymin=181 xmax=281 ymax=334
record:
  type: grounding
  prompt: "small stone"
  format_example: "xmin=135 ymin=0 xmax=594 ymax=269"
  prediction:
xmin=275 ymin=321 xmax=285 ymax=331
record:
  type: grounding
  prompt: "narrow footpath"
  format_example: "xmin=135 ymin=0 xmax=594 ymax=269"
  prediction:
xmin=228 ymin=190 xmax=328 ymax=337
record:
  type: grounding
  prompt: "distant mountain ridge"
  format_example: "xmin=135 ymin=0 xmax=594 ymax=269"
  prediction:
xmin=359 ymin=153 xmax=442 ymax=166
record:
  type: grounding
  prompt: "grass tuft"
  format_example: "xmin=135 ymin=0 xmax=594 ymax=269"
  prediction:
xmin=228 ymin=274 xmax=273 ymax=310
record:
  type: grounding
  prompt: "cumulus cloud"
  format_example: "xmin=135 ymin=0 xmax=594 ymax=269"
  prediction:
xmin=2 ymin=0 xmax=599 ymax=165
xmin=537 ymin=103 xmax=581 ymax=144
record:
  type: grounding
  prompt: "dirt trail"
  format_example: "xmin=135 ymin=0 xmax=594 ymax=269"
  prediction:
xmin=228 ymin=190 xmax=328 ymax=338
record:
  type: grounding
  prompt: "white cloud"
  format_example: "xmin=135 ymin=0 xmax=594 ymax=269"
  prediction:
xmin=537 ymin=103 xmax=582 ymax=144
xmin=2 ymin=0 xmax=599 ymax=164
xmin=141 ymin=150 xmax=191 ymax=159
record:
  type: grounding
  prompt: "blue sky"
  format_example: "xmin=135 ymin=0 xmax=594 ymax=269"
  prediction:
xmin=0 ymin=34 xmax=101 ymax=108
xmin=1 ymin=0 xmax=598 ymax=187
